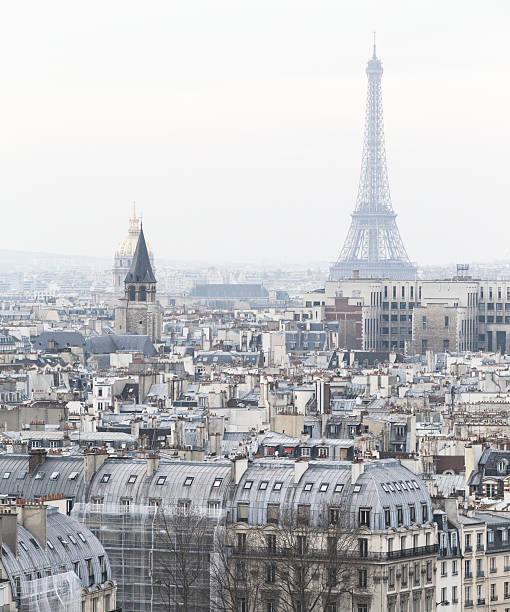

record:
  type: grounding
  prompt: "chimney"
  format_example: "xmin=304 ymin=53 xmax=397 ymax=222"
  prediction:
xmin=231 ymin=457 xmax=249 ymax=485
xmin=146 ymin=453 xmax=160 ymax=477
xmin=465 ymin=444 xmax=483 ymax=495
xmin=18 ymin=503 xmax=47 ymax=548
xmin=83 ymin=450 xmax=108 ymax=484
xmin=0 ymin=508 xmax=18 ymax=556
xmin=351 ymin=458 xmax=365 ymax=484
xmin=29 ymin=449 xmax=47 ymax=476
xmin=130 ymin=419 xmax=141 ymax=438
xmin=352 ymin=269 xmax=360 ymax=280
xmin=294 ymin=459 xmax=309 ymax=484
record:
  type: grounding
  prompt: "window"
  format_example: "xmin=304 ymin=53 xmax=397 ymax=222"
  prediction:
xmin=47 ymin=540 xmax=54 ymax=550
xmin=236 ymin=533 xmax=246 ymax=552
xmin=441 ymin=561 xmax=447 ymax=576
xmin=382 ymin=483 xmax=389 ymax=492
xmin=359 ymin=508 xmax=370 ymax=526
xmin=409 ymin=504 xmax=416 ymax=523
xmin=358 ymin=538 xmax=368 ymax=558
xmin=301 ymin=447 xmax=311 ymax=457
xmin=49 ymin=471 xmax=59 ymax=481
xmin=121 ymin=499 xmax=131 ymax=513
xmin=273 ymin=482 xmax=283 ymax=491
xmin=384 ymin=508 xmax=391 ymax=528
xmin=318 ymin=447 xmax=329 ymax=458
xmin=68 ymin=534 xmax=77 ymax=545
xmin=2 ymin=472 xmax=10 ymax=479
xmin=329 ymin=507 xmax=340 ymax=525
xmin=422 ymin=503 xmax=428 ymax=522
xmin=465 ymin=559 xmax=471 ymax=577
xmin=243 ymin=480 xmax=253 ymax=490
xmin=78 ymin=533 xmax=86 ymax=543
xmin=212 ymin=478 xmax=223 ymax=487
xmin=266 ymin=534 xmax=276 ymax=553
xmin=444 ymin=315 xmax=449 ymax=328
xmin=297 ymin=505 xmax=310 ymax=526
xmin=353 ymin=484 xmax=362 ymax=493
xmin=156 ymin=476 xmax=167 ymax=485
xmin=303 ymin=482 xmax=313 ymax=492
xmin=183 ymin=477 xmax=194 ymax=486
xmin=266 ymin=563 xmax=276 ymax=583
xmin=388 ymin=566 xmax=395 ymax=589
xmin=334 ymin=483 xmax=344 ymax=493
xmin=267 ymin=504 xmax=279 ymax=524
xmin=100 ymin=474 xmax=111 ymax=484
xmin=297 ymin=535 xmax=308 ymax=555
xmin=17 ymin=471 xmax=26 ymax=480
xmin=68 ymin=472 xmax=78 ymax=480
xmin=396 ymin=506 xmax=403 ymax=526
xmin=319 ymin=482 xmax=329 ymax=492
xmin=452 ymin=585 xmax=458 ymax=603
xmin=441 ymin=587 xmax=447 ymax=604
xmin=422 ymin=316 xmax=427 ymax=330
xmin=127 ymin=475 xmax=137 ymax=484
xmin=237 ymin=503 xmax=249 ymax=523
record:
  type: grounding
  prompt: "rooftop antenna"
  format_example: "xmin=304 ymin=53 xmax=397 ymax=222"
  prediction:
xmin=372 ymin=31 xmax=377 ymax=58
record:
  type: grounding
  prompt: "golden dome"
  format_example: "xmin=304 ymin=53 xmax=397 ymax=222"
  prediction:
xmin=115 ymin=202 xmax=153 ymax=259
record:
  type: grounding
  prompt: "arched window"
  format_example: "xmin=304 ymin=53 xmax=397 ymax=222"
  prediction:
xmin=128 ymin=286 xmax=136 ymax=301
xmin=139 ymin=286 xmax=146 ymax=302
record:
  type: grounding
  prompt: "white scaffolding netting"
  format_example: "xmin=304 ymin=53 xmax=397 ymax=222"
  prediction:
xmin=19 ymin=571 xmax=82 ymax=612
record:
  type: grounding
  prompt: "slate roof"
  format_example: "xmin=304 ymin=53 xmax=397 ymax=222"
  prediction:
xmin=2 ymin=505 xmax=112 ymax=598
xmin=124 ymin=227 xmax=156 ymax=284
xmin=32 ymin=331 xmax=86 ymax=350
xmin=85 ymin=334 xmax=156 ymax=357
xmin=189 ymin=284 xmax=269 ymax=298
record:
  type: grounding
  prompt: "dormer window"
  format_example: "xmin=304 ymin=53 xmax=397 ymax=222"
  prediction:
xmin=183 ymin=477 xmax=194 ymax=487
xmin=303 ymin=482 xmax=313 ymax=492
xmin=498 ymin=460 xmax=508 ymax=473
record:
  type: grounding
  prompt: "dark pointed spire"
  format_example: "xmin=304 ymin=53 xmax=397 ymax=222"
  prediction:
xmin=125 ymin=227 xmax=156 ymax=283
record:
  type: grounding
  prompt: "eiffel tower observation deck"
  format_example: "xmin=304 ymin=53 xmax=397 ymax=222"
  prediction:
xmin=329 ymin=43 xmax=417 ymax=281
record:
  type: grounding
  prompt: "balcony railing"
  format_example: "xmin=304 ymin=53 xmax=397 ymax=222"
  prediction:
xmin=231 ymin=544 xmax=438 ymax=562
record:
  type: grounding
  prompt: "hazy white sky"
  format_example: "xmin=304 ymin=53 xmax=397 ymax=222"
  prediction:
xmin=0 ymin=0 xmax=508 ymax=265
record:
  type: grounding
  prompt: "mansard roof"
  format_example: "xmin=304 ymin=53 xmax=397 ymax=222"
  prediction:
xmin=124 ymin=227 xmax=156 ymax=284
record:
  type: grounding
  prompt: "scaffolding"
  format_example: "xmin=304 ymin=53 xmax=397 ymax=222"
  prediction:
xmin=72 ymin=502 xmax=217 ymax=612
xmin=19 ymin=571 xmax=82 ymax=612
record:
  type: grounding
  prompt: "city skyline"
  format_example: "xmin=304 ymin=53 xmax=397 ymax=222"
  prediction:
xmin=1 ymin=1 xmax=509 ymax=265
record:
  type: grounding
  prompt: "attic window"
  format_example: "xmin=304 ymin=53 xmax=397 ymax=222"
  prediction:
xmin=388 ymin=483 xmax=395 ymax=492
xmin=334 ymin=484 xmax=344 ymax=493
xmin=100 ymin=474 xmax=111 ymax=484
xmin=303 ymin=482 xmax=313 ymax=492
xmin=68 ymin=472 xmax=78 ymax=480
xmin=50 ymin=472 xmax=59 ymax=481
xmin=394 ymin=482 xmax=401 ymax=491
xmin=405 ymin=481 xmax=413 ymax=489
xmin=400 ymin=481 xmax=408 ymax=490
xmin=17 ymin=472 xmax=27 ymax=480
xmin=19 ymin=541 xmax=28 ymax=551
xmin=243 ymin=480 xmax=253 ymax=490
xmin=57 ymin=536 xmax=68 ymax=547
xmin=78 ymin=533 xmax=86 ymax=543
xmin=47 ymin=541 xmax=54 ymax=550
xmin=68 ymin=535 xmax=77 ymax=545
xmin=319 ymin=483 xmax=329 ymax=492
xmin=3 ymin=472 xmax=10 ymax=479
xmin=127 ymin=475 xmax=137 ymax=485
xmin=29 ymin=538 xmax=39 ymax=549
xmin=212 ymin=478 xmax=222 ymax=488
xmin=259 ymin=481 xmax=268 ymax=490
xmin=381 ymin=484 xmax=389 ymax=492
xmin=412 ymin=480 xmax=420 ymax=490
xmin=183 ymin=477 xmax=194 ymax=487
xmin=353 ymin=485 xmax=362 ymax=493
xmin=273 ymin=482 xmax=283 ymax=491
xmin=156 ymin=476 xmax=167 ymax=485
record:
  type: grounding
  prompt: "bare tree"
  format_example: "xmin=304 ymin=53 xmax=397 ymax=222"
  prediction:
xmin=210 ymin=503 xmax=361 ymax=612
xmin=153 ymin=503 xmax=211 ymax=612
xmin=210 ymin=524 xmax=264 ymax=612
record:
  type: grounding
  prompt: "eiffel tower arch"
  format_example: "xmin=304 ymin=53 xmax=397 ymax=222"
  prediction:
xmin=329 ymin=43 xmax=417 ymax=281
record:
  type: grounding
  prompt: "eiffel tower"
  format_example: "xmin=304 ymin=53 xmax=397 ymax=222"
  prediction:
xmin=329 ymin=42 xmax=416 ymax=281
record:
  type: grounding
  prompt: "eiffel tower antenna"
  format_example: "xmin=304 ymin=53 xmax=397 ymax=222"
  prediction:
xmin=329 ymin=40 xmax=416 ymax=281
